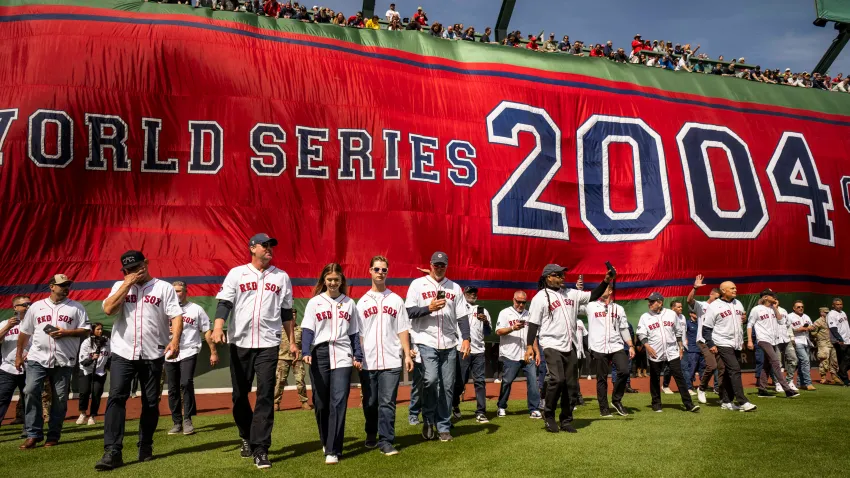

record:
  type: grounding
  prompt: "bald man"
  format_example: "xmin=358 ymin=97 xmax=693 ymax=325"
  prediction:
xmin=495 ymin=291 xmax=541 ymax=418
xmin=701 ymin=282 xmax=756 ymax=412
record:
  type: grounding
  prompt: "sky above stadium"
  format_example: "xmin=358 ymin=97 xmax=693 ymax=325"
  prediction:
xmin=316 ymin=0 xmax=850 ymax=75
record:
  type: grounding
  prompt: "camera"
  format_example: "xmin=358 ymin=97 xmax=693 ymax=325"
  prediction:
xmin=436 ymin=291 xmax=446 ymax=300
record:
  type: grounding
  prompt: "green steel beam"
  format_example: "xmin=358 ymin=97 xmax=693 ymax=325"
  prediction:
xmin=361 ymin=0 xmax=376 ymax=20
xmin=494 ymin=0 xmax=516 ymax=44
xmin=814 ymin=22 xmax=849 ymax=74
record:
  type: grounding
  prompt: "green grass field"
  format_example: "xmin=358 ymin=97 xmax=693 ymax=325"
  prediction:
xmin=2 ymin=387 xmax=848 ymax=477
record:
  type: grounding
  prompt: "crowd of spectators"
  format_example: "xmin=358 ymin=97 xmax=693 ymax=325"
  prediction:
xmin=161 ymin=1 xmax=849 ymax=93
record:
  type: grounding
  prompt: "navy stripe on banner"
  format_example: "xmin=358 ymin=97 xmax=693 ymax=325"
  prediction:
xmin=1 ymin=12 xmax=850 ymax=127
xmin=2 ymin=274 xmax=849 ymax=296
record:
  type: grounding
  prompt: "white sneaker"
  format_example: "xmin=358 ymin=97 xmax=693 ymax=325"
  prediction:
xmin=739 ymin=402 xmax=757 ymax=412
xmin=586 ymin=375 xmax=593 ymax=380
xmin=325 ymin=455 xmax=338 ymax=465
xmin=775 ymin=383 xmax=782 ymax=393
xmin=688 ymin=390 xmax=697 ymax=396
xmin=87 ymin=416 xmax=96 ymax=426
xmin=697 ymin=389 xmax=706 ymax=404
xmin=76 ymin=413 xmax=87 ymax=425
xmin=494 ymin=378 xmax=502 ymax=383
xmin=662 ymin=387 xmax=674 ymax=395
xmin=529 ymin=410 xmax=542 ymax=419
xmin=497 ymin=408 xmax=506 ymax=417
xmin=788 ymin=382 xmax=798 ymax=392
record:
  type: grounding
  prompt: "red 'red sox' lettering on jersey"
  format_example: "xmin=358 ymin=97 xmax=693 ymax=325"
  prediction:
xmin=362 ymin=305 xmax=400 ymax=320
xmin=143 ymin=295 xmax=162 ymax=307
xmin=36 ymin=315 xmax=51 ymax=324
xmin=420 ymin=290 xmax=457 ymax=301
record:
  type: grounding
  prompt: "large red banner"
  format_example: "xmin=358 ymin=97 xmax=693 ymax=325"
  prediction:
xmin=1 ymin=5 xmax=849 ymax=302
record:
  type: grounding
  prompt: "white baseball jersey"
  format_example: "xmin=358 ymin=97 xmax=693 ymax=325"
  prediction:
xmin=404 ymin=276 xmax=465 ymax=350
xmin=676 ymin=313 xmax=688 ymax=348
xmin=585 ymin=300 xmax=629 ymax=354
xmin=496 ymin=306 xmax=530 ymax=362
xmin=456 ymin=299 xmax=490 ymax=354
xmin=575 ymin=320 xmax=587 ymax=359
xmin=78 ymin=336 xmax=111 ymax=376
xmin=1 ymin=319 xmax=30 ymax=375
xmin=355 ymin=289 xmax=409 ymax=371
xmin=104 ymin=278 xmax=182 ymax=360
xmin=747 ymin=305 xmax=781 ymax=345
xmin=167 ymin=302 xmax=210 ymax=363
xmin=702 ymin=299 xmax=746 ymax=350
xmin=528 ymin=288 xmax=591 ymax=353
xmin=773 ymin=306 xmax=791 ymax=344
xmin=636 ymin=309 xmax=682 ymax=363
xmin=21 ymin=297 xmax=89 ymax=368
xmin=216 ymin=264 xmax=294 ymax=349
xmin=692 ymin=300 xmax=709 ymax=343
xmin=302 ymin=293 xmax=360 ymax=369
xmin=827 ymin=310 xmax=850 ymax=342
xmin=787 ymin=312 xmax=813 ymax=343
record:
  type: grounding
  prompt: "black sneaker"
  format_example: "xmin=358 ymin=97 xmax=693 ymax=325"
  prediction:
xmin=625 ymin=387 xmax=639 ymax=394
xmin=576 ymin=396 xmax=585 ymax=406
xmin=364 ymin=435 xmax=378 ymax=449
xmin=94 ymin=451 xmax=124 ymax=471
xmin=757 ymin=390 xmax=776 ymax=398
xmin=612 ymin=402 xmax=628 ymax=416
xmin=240 ymin=439 xmax=252 ymax=458
xmin=475 ymin=413 xmax=489 ymax=423
xmin=253 ymin=451 xmax=271 ymax=469
xmin=685 ymin=404 xmax=700 ymax=413
xmin=785 ymin=390 xmax=801 ymax=399
xmin=652 ymin=403 xmax=663 ymax=413
xmin=451 ymin=407 xmax=462 ymax=420
xmin=421 ymin=422 xmax=435 ymax=441
xmin=379 ymin=443 xmax=399 ymax=455
xmin=138 ymin=446 xmax=153 ymax=463
xmin=559 ymin=420 xmax=577 ymax=433
xmin=599 ymin=408 xmax=613 ymax=417
xmin=544 ymin=417 xmax=560 ymax=433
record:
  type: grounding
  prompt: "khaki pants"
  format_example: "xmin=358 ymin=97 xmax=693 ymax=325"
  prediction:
xmin=817 ymin=344 xmax=838 ymax=377
xmin=274 ymin=358 xmax=308 ymax=404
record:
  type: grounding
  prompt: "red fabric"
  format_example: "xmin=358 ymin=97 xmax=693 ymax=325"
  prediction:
xmin=263 ymin=0 xmax=280 ymax=17
xmin=631 ymin=39 xmax=643 ymax=54
xmin=0 ymin=6 xmax=849 ymax=302
xmin=526 ymin=42 xmax=538 ymax=50
xmin=414 ymin=12 xmax=426 ymax=25
xmin=590 ymin=49 xmax=602 ymax=57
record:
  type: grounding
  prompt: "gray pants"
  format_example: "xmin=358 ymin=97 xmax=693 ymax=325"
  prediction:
xmin=781 ymin=341 xmax=798 ymax=382
xmin=756 ymin=342 xmax=792 ymax=392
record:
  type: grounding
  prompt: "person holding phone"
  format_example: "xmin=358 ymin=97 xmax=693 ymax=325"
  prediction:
xmin=355 ymin=256 xmax=413 ymax=456
xmin=95 ymin=252 xmax=184 ymax=470
xmin=525 ymin=264 xmax=614 ymax=433
xmin=301 ymin=263 xmax=362 ymax=465
xmin=0 ymin=295 xmax=31 ymax=437
xmin=77 ymin=323 xmax=110 ymax=426
xmin=452 ymin=286 xmax=491 ymax=423
xmin=586 ymin=284 xmax=634 ymax=417
xmin=495 ymin=291 xmax=541 ymax=418
xmin=211 ymin=233 xmax=294 ymax=470
xmin=405 ymin=251 xmax=471 ymax=442
xmin=16 ymin=274 xmax=90 ymax=449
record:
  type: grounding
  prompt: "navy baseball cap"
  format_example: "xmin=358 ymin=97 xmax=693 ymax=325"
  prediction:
xmin=430 ymin=251 xmax=448 ymax=265
xmin=759 ymin=288 xmax=777 ymax=298
xmin=541 ymin=264 xmax=567 ymax=276
xmin=249 ymin=233 xmax=278 ymax=247
xmin=646 ymin=292 xmax=664 ymax=301
xmin=120 ymin=250 xmax=146 ymax=271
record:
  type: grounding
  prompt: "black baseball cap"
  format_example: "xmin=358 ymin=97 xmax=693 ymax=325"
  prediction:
xmin=249 ymin=233 xmax=278 ymax=247
xmin=120 ymin=250 xmax=146 ymax=271
xmin=646 ymin=292 xmax=664 ymax=301
xmin=541 ymin=264 xmax=567 ymax=276
xmin=463 ymin=286 xmax=478 ymax=294
xmin=759 ymin=288 xmax=777 ymax=298
xmin=430 ymin=251 xmax=448 ymax=265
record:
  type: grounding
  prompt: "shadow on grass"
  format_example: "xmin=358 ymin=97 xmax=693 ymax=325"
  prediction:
xmin=269 ymin=436 xmax=356 ymax=463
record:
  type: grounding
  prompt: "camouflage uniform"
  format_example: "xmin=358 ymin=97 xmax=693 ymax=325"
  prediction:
xmin=41 ymin=376 xmax=51 ymax=420
xmin=811 ymin=317 xmax=838 ymax=378
xmin=274 ymin=326 xmax=308 ymax=406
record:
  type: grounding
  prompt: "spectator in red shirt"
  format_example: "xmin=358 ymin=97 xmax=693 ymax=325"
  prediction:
xmin=631 ymin=34 xmax=644 ymax=55
xmin=414 ymin=7 xmax=428 ymax=26
xmin=590 ymin=44 xmax=604 ymax=57
xmin=263 ymin=0 xmax=281 ymax=18
xmin=526 ymin=36 xmax=539 ymax=51
xmin=347 ymin=11 xmax=365 ymax=28
xmin=833 ymin=73 xmax=844 ymax=85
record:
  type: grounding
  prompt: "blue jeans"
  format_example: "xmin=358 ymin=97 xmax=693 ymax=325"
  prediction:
xmin=23 ymin=362 xmax=72 ymax=441
xmin=497 ymin=359 xmax=539 ymax=412
xmin=418 ymin=345 xmax=456 ymax=433
xmin=684 ymin=350 xmax=705 ymax=384
xmin=452 ymin=352 xmax=486 ymax=415
xmin=0 ymin=369 xmax=26 ymax=429
xmin=795 ymin=343 xmax=812 ymax=387
xmin=409 ymin=362 xmax=423 ymax=418
xmin=360 ymin=368 xmax=401 ymax=446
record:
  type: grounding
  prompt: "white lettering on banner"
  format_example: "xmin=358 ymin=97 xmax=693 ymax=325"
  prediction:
xmin=0 ymin=106 xmax=843 ymax=247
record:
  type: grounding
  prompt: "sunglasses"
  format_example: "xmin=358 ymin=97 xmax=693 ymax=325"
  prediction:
xmin=371 ymin=267 xmax=388 ymax=273
xmin=514 ymin=300 xmax=527 ymax=305
xmin=15 ymin=302 xmax=32 ymax=308
xmin=432 ymin=263 xmax=447 ymax=268
xmin=548 ymin=273 xmax=565 ymax=278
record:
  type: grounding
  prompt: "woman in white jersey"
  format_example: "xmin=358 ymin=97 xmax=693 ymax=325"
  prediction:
xmin=302 ymin=263 xmax=363 ymax=465
xmin=76 ymin=323 xmax=110 ymax=425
